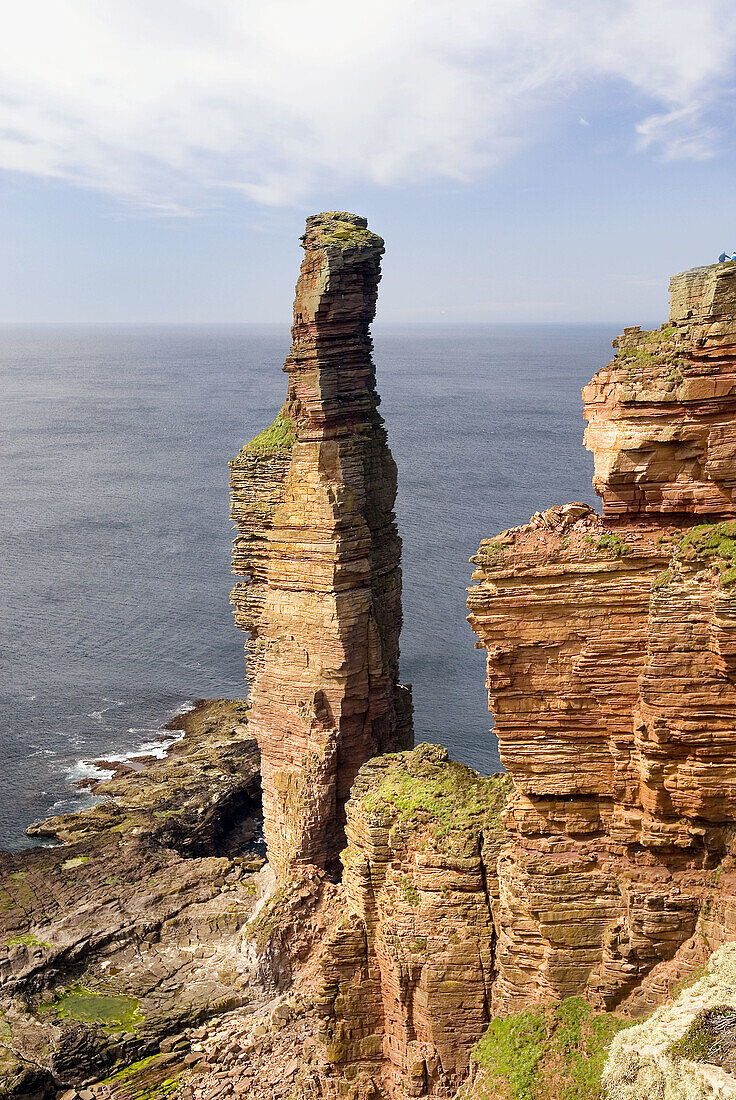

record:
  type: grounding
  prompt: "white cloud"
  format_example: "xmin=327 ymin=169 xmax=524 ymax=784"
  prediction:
xmin=0 ymin=0 xmax=734 ymax=210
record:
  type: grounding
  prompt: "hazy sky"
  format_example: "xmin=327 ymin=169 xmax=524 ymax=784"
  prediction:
xmin=2 ymin=0 xmax=735 ymax=323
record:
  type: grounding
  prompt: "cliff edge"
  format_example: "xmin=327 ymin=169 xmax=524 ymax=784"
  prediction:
xmin=468 ymin=261 xmax=736 ymax=1029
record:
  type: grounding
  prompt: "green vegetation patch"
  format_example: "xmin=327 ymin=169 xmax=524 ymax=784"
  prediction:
xmin=312 ymin=213 xmax=383 ymax=251
xmin=101 ymin=1055 xmax=182 ymax=1099
xmin=596 ymin=533 xmax=632 ymax=558
xmin=679 ymin=521 xmax=736 ymax=585
xmin=360 ymin=743 xmax=511 ymax=842
xmin=37 ymin=986 xmax=143 ymax=1030
xmin=397 ymin=874 xmax=420 ymax=906
xmin=61 ymin=855 xmax=90 ymax=870
xmin=614 ymin=325 xmax=690 ymax=387
xmin=5 ymin=933 xmax=51 ymax=949
xmin=237 ymin=411 xmax=296 ymax=460
xmin=472 ymin=997 xmax=632 ymax=1100
xmin=321 ymin=226 xmax=382 ymax=250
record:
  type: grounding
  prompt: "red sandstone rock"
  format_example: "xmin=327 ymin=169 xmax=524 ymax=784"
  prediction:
xmin=584 ymin=263 xmax=736 ymax=518
xmin=468 ymin=263 xmax=736 ymax=1020
xmin=230 ymin=212 xmax=412 ymax=879
xmin=316 ymin=745 xmax=509 ymax=1098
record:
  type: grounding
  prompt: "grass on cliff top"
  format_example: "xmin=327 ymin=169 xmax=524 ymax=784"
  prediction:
xmin=472 ymin=997 xmax=632 ymax=1100
xmin=614 ymin=324 xmax=689 ymax=380
xmin=678 ymin=521 xmax=736 ymax=586
xmin=37 ymin=987 xmax=143 ymax=1031
xmin=321 ymin=225 xmax=382 ymax=249
xmin=310 ymin=212 xmax=383 ymax=250
xmin=360 ymin=743 xmax=511 ymax=840
xmin=235 ymin=411 xmax=296 ymax=460
xmin=666 ymin=1006 xmax=736 ymax=1064
xmin=616 ymin=325 xmax=678 ymax=358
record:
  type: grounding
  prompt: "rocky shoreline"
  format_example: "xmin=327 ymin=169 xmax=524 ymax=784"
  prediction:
xmin=0 ymin=699 xmax=272 ymax=1099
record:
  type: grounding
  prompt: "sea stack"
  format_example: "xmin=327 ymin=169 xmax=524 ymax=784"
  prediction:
xmin=230 ymin=212 xmax=413 ymax=878
xmin=468 ymin=260 xmax=736 ymax=1017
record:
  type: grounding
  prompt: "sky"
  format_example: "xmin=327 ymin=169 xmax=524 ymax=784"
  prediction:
xmin=1 ymin=0 xmax=735 ymax=324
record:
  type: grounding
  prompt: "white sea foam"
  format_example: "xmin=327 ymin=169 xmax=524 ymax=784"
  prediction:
xmin=66 ymin=760 xmax=116 ymax=788
xmin=62 ymin=720 xmax=185 ymax=794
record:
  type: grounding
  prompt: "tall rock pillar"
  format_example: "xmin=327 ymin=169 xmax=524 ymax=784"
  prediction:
xmin=230 ymin=212 xmax=413 ymax=878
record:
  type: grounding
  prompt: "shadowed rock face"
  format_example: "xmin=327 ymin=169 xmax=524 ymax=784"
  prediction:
xmin=468 ymin=263 xmax=736 ymax=1020
xmin=230 ymin=212 xmax=413 ymax=879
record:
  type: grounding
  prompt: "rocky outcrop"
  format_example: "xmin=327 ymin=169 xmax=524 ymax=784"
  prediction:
xmin=583 ymin=262 xmax=736 ymax=517
xmin=0 ymin=701 xmax=273 ymax=1098
xmin=314 ymin=745 xmax=509 ymax=1097
xmin=467 ymin=261 xmax=736 ymax=1022
xmin=230 ymin=211 xmax=412 ymax=880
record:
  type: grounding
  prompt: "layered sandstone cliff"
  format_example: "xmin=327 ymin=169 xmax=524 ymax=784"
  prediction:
xmin=230 ymin=212 xmax=412 ymax=879
xmin=584 ymin=261 xmax=736 ymax=517
xmin=468 ymin=261 xmax=736 ymax=1026
xmin=316 ymin=746 xmax=509 ymax=1097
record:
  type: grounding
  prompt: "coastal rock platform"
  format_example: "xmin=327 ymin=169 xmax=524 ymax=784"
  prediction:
xmin=0 ymin=700 xmax=281 ymax=1099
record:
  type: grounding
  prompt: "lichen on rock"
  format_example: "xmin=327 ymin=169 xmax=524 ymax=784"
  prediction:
xmin=604 ymin=943 xmax=736 ymax=1099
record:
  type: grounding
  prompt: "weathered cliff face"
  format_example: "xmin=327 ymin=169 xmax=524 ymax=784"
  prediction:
xmin=468 ymin=261 xmax=736 ymax=1022
xmin=316 ymin=745 xmax=509 ymax=1098
xmin=230 ymin=212 xmax=412 ymax=879
xmin=584 ymin=262 xmax=736 ymax=518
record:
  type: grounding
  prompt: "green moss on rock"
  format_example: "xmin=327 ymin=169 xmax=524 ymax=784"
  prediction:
xmin=678 ymin=521 xmax=736 ymax=585
xmin=101 ymin=1054 xmax=183 ymax=1099
xmin=596 ymin=533 xmax=632 ymax=558
xmin=235 ymin=412 xmax=296 ymax=460
xmin=307 ymin=211 xmax=384 ymax=252
xmin=360 ymin=742 xmax=511 ymax=842
xmin=4 ymin=933 xmax=51 ymax=948
xmin=470 ymin=997 xmax=632 ymax=1100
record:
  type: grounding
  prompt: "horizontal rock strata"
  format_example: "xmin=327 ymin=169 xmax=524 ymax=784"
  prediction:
xmin=468 ymin=262 xmax=736 ymax=1025
xmin=583 ymin=262 xmax=736 ymax=518
xmin=230 ymin=212 xmax=412 ymax=879
xmin=315 ymin=745 xmax=510 ymax=1097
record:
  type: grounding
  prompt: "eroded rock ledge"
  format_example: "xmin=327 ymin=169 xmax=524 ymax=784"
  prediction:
xmin=230 ymin=211 xmax=413 ymax=880
xmin=468 ymin=262 xmax=736 ymax=1041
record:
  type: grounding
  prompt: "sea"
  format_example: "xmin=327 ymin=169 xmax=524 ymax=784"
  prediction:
xmin=0 ymin=323 xmax=616 ymax=850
